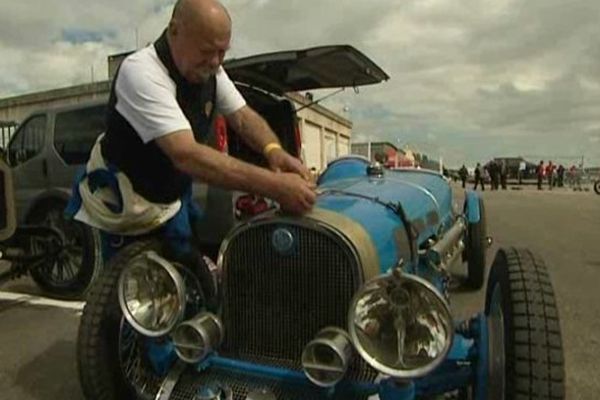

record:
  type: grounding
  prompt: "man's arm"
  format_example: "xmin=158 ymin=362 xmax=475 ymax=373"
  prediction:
xmin=225 ymin=105 xmax=279 ymax=154
xmin=225 ymin=105 xmax=310 ymax=179
xmin=155 ymin=130 xmax=316 ymax=213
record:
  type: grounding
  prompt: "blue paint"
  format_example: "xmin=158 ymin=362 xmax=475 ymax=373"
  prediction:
xmin=464 ymin=190 xmax=482 ymax=224
xmin=315 ymin=158 xmax=454 ymax=273
xmin=415 ymin=364 xmax=472 ymax=396
xmin=448 ymin=333 xmax=475 ymax=361
xmin=379 ymin=379 xmax=416 ymax=400
xmin=318 ymin=156 xmax=371 ymax=184
xmin=146 ymin=338 xmax=177 ymax=377
xmin=473 ymin=313 xmax=489 ymax=400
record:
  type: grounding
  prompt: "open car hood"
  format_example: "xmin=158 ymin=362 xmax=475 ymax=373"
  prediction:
xmin=223 ymin=45 xmax=389 ymax=95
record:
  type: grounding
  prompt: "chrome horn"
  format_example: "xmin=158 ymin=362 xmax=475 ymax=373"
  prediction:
xmin=301 ymin=327 xmax=353 ymax=387
xmin=171 ymin=312 xmax=223 ymax=363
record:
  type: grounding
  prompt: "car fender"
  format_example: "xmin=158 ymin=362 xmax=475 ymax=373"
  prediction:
xmin=463 ymin=190 xmax=482 ymax=224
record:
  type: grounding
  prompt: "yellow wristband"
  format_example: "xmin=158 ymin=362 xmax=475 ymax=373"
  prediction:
xmin=263 ymin=142 xmax=282 ymax=157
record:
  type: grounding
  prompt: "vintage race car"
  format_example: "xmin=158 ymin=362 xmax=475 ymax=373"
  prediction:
xmin=73 ymin=156 xmax=564 ymax=400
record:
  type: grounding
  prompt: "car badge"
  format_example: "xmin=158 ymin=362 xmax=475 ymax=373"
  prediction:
xmin=272 ymin=227 xmax=295 ymax=255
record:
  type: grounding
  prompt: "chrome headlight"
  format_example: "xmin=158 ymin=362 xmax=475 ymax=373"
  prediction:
xmin=348 ymin=269 xmax=454 ymax=379
xmin=118 ymin=251 xmax=186 ymax=337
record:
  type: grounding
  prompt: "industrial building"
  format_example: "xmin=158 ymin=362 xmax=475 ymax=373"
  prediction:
xmin=0 ymin=53 xmax=353 ymax=172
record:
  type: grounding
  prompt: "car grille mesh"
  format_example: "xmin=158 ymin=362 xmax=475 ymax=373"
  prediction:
xmin=169 ymin=366 xmax=373 ymax=400
xmin=220 ymin=222 xmax=376 ymax=383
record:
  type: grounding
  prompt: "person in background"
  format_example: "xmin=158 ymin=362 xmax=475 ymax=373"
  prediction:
xmin=557 ymin=164 xmax=565 ymax=187
xmin=537 ymin=160 xmax=545 ymax=190
xmin=500 ymin=159 xmax=508 ymax=190
xmin=474 ymin=163 xmax=485 ymax=191
xmin=546 ymin=161 xmax=555 ymax=190
xmin=459 ymin=164 xmax=468 ymax=188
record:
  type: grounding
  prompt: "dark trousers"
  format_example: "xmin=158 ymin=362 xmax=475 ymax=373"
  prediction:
xmin=461 ymin=178 xmax=466 ymax=188
xmin=474 ymin=176 xmax=485 ymax=190
xmin=537 ymin=175 xmax=543 ymax=189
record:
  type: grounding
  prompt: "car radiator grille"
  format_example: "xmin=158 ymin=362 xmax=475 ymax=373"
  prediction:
xmin=220 ymin=222 xmax=377 ymax=383
xmin=169 ymin=365 xmax=373 ymax=400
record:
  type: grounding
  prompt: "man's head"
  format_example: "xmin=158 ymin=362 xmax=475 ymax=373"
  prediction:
xmin=167 ymin=0 xmax=231 ymax=83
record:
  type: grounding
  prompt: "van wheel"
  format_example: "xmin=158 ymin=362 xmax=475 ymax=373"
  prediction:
xmin=484 ymin=248 xmax=565 ymax=399
xmin=465 ymin=198 xmax=486 ymax=289
xmin=27 ymin=199 xmax=102 ymax=299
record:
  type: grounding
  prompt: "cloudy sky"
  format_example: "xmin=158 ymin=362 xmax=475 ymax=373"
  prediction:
xmin=1 ymin=0 xmax=599 ymax=167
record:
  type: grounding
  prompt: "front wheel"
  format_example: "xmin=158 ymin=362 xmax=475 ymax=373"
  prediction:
xmin=594 ymin=180 xmax=600 ymax=195
xmin=465 ymin=198 xmax=487 ymax=289
xmin=484 ymin=247 xmax=565 ymax=399
xmin=77 ymin=239 xmax=167 ymax=400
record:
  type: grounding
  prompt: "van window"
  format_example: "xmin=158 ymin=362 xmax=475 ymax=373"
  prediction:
xmin=7 ymin=115 xmax=47 ymax=167
xmin=54 ymin=105 xmax=106 ymax=165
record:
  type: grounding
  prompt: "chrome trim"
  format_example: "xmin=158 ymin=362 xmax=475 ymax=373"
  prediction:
xmin=217 ymin=207 xmax=380 ymax=282
xmin=347 ymin=271 xmax=454 ymax=379
xmin=154 ymin=361 xmax=186 ymax=400
xmin=118 ymin=250 xmax=186 ymax=338
xmin=172 ymin=312 xmax=224 ymax=363
xmin=302 ymin=326 xmax=353 ymax=387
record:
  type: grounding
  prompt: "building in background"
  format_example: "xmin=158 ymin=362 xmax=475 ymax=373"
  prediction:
xmin=351 ymin=141 xmax=415 ymax=168
xmin=0 ymin=53 xmax=352 ymax=171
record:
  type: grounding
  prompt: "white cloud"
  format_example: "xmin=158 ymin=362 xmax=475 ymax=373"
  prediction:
xmin=0 ymin=0 xmax=599 ymax=166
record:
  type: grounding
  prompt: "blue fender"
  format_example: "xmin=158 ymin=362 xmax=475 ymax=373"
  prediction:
xmin=463 ymin=190 xmax=482 ymax=224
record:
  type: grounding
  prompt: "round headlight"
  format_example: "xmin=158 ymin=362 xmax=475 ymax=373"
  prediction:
xmin=118 ymin=250 xmax=186 ymax=337
xmin=348 ymin=270 xmax=453 ymax=379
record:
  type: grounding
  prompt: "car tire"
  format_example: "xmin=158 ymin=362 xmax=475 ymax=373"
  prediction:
xmin=594 ymin=180 xmax=600 ymax=195
xmin=484 ymin=247 xmax=565 ymax=400
xmin=465 ymin=198 xmax=486 ymax=289
xmin=27 ymin=199 xmax=102 ymax=299
xmin=77 ymin=239 xmax=165 ymax=400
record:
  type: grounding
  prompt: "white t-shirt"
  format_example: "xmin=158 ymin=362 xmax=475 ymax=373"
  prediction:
xmin=115 ymin=45 xmax=246 ymax=144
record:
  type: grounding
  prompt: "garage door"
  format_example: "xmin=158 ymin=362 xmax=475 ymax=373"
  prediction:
xmin=324 ymin=130 xmax=336 ymax=166
xmin=302 ymin=122 xmax=321 ymax=170
xmin=338 ymin=135 xmax=350 ymax=157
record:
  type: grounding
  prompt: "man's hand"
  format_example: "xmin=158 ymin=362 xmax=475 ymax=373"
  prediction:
xmin=273 ymin=172 xmax=316 ymax=214
xmin=267 ymin=148 xmax=311 ymax=181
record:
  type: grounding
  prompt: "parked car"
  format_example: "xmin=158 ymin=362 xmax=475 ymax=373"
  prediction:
xmin=75 ymin=155 xmax=565 ymax=400
xmin=3 ymin=101 xmax=106 ymax=298
xmin=0 ymin=44 xmax=389 ymax=298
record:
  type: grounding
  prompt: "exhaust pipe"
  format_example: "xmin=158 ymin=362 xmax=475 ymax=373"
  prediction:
xmin=171 ymin=312 xmax=223 ymax=363
xmin=427 ymin=218 xmax=466 ymax=269
xmin=301 ymin=327 xmax=353 ymax=387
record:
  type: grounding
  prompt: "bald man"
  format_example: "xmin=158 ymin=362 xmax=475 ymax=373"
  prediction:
xmin=66 ymin=0 xmax=315 ymax=306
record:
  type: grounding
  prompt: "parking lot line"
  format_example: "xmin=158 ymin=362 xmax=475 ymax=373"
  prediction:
xmin=0 ymin=290 xmax=85 ymax=311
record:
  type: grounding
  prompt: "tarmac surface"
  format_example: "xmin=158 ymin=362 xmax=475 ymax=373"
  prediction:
xmin=0 ymin=184 xmax=598 ymax=400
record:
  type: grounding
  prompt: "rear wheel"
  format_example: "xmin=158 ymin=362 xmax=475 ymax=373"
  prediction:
xmin=27 ymin=199 xmax=102 ymax=299
xmin=594 ymin=180 xmax=600 ymax=195
xmin=484 ymin=247 xmax=565 ymax=399
xmin=465 ymin=198 xmax=487 ymax=289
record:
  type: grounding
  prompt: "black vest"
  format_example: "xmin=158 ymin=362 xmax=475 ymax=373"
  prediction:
xmin=101 ymin=31 xmax=217 ymax=204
